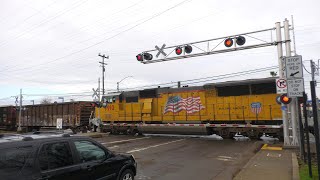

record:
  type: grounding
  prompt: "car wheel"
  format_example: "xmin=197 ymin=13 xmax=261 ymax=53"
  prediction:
xmin=119 ymin=169 xmax=134 ymax=180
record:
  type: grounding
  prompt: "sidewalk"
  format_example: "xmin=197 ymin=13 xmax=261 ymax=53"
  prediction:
xmin=234 ymin=144 xmax=299 ymax=180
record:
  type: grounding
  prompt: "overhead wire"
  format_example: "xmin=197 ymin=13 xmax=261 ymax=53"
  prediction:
xmin=1 ymin=0 xmax=147 ymax=71
xmin=3 ymin=0 xmax=60 ymax=32
xmin=118 ymin=65 xmax=278 ymax=91
xmin=1 ymin=0 xmax=192 ymax=74
xmin=0 ymin=0 xmax=89 ymax=49
xmin=0 ymin=65 xmax=279 ymax=99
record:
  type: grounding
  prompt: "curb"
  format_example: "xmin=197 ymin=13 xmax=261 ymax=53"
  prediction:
xmin=292 ymin=153 xmax=300 ymax=180
xmin=232 ymin=142 xmax=264 ymax=180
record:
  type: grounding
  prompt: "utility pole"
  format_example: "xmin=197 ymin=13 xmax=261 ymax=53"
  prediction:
xmin=98 ymin=78 xmax=100 ymax=119
xmin=98 ymin=54 xmax=109 ymax=95
xmin=17 ymin=89 xmax=22 ymax=132
xmin=310 ymin=59 xmax=320 ymax=176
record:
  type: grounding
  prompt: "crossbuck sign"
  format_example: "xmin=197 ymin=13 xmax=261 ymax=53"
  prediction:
xmin=155 ymin=44 xmax=167 ymax=57
xmin=92 ymin=88 xmax=99 ymax=99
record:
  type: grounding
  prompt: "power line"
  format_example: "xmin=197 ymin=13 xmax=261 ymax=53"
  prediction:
xmin=1 ymin=0 xmax=146 ymax=71
xmin=0 ymin=0 xmax=89 ymax=49
xmin=0 ymin=65 xmax=278 ymax=100
xmin=119 ymin=65 xmax=278 ymax=91
xmin=1 ymin=0 xmax=192 ymax=73
xmin=3 ymin=0 xmax=60 ymax=32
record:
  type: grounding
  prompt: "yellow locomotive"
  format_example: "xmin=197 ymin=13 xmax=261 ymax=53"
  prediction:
xmin=96 ymin=77 xmax=283 ymax=138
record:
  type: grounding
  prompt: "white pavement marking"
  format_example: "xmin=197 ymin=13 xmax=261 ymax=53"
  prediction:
xmin=107 ymin=145 xmax=119 ymax=149
xmin=101 ymin=137 xmax=150 ymax=145
xmin=126 ymin=139 xmax=185 ymax=153
xmin=218 ymin=156 xmax=232 ymax=159
xmin=216 ymin=155 xmax=234 ymax=162
xmin=216 ymin=158 xmax=234 ymax=162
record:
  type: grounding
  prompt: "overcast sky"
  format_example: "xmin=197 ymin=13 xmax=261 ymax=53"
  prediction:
xmin=0 ymin=0 xmax=320 ymax=105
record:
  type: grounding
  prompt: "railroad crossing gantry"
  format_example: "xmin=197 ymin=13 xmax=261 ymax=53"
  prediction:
xmin=136 ymin=18 xmax=300 ymax=147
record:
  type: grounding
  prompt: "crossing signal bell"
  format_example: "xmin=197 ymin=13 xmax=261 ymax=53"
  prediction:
xmin=175 ymin=45 xmax=192 ymax=55
xmin=280 ymin=94 xmax=292 ymax=104
xmin=224 ymin=36 xmax=246 ymax=47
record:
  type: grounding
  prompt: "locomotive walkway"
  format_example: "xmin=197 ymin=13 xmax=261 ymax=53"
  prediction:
xmin=233 ymin=144 xmax=299 ymax=180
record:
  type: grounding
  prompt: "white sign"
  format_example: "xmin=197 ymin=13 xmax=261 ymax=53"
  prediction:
xmin=285 ymin=55 xmax=303 ymax=78
xmin=276 ymin=78 xmax=287 ymax=94
xmin=287 ymin=78 xmax=304 ymax=97
xmin=56 ymin=118 xmax=63 ymax=129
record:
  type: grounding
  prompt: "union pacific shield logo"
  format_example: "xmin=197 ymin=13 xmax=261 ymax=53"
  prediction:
xmin=251 ymin=102 xmax=262 ymax=114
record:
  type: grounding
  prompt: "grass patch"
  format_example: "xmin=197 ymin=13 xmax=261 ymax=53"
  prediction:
xmin=300 ymin=163 xmax=319 ymax=180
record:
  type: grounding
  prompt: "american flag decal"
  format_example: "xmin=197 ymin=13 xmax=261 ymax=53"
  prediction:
xmin=251 ymin=102 xmax=262 ymax=114
xmin=164 ymin=96 xmax=205 ymax=114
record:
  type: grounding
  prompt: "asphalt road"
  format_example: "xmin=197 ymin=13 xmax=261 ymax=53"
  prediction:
xmin=95 ymin=135 xmax=262 ymax=180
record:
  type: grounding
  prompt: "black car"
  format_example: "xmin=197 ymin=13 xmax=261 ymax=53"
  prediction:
xmin=0 ymin=133 xmax=137 ymax=180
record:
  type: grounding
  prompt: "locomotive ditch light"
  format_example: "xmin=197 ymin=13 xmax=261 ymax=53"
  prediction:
xmin=236 ymin=36 xmax=246 ymax=46
xmin=175 ymin=46 xmax=183 ymax=55
xmin=184 ymin=45 xmax=192 ymax=54
xmin=143 ymin=53 xmax=153 ymax=60
xmin=136 ymin=54 xmax=143 ymax=61
xmin=224 ymin=38 xmax=233 ymax=47
xmin=280 ymin=94 xmax=292 ymax=104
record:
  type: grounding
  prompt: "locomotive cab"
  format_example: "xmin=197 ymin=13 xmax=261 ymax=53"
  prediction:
xmin=98 ymin=93 xmax=121 ymax=122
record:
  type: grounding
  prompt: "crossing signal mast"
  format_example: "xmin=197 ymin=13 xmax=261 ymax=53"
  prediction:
xmin=136 ymin=18 xmax=302 ymax=148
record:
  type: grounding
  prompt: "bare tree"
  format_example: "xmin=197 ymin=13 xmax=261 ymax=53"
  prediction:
xmin=40 ymin=97 xmax=52 ymax=104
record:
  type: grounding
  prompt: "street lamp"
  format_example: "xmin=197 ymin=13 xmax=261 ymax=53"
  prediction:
xmin=117 ymin=76 xmax=133 ymax=92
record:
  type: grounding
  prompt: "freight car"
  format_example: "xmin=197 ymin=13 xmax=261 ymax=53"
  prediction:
xmin=97 ymin=77 xmax=283 ymax=139
xmin=19 ymin=101 xmax=94 ymax=132
xmin=0 ymin=106 xmax=17 ymax=130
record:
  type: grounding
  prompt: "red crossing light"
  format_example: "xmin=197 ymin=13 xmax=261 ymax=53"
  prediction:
xmin=136 ymin=54 xmax=143 ymax=61
xmin=175 ymin=47 xmax=182 ymax=55
xmin=280 ymin=94 xmax=292 ymax=104
xmin=224 ymin=38 xmax=233 ymax=47
xmin=175 ymin=45 xmax=192 ymax=55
